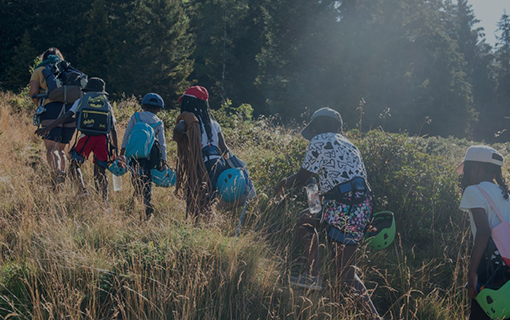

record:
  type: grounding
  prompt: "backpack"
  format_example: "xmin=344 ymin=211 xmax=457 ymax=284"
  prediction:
xmin=225 ymin=151 xmax=256 ymax=200
xmin=76 ymin=92 xmax=112 ymax=136
xmin=125 ymin=112 xmax=162 ymax=159
xmin=477 ymin=186 xmax=510 ymax=267
xmin=42 ymin=60 xmax=88 ymax=103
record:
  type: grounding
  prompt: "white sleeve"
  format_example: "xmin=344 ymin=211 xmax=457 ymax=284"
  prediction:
xmin=459 ymin=185 xmax=489 ymax=212
xmin=69 ymin=99 xmax=80 ymax=114
xmin=109 ymin=105 xmax=116 ymax=123
xmin=157 ymin=123 xmax=167 ymax=161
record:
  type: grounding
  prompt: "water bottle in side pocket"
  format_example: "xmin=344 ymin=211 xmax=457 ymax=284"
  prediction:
xmin=305 ymin=177 xmax=321 ymax=215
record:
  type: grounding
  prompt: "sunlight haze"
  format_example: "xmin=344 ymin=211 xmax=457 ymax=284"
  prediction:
xmin=468 ymin=0 xmax=509 ymax=46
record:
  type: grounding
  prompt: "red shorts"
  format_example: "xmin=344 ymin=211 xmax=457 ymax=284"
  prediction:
xmin=74 ymin=135 xmax=109 ymax=164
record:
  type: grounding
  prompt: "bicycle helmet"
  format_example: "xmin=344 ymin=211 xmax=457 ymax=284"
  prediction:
xmin=476 ymin=281 xmax=510 ymax=319
xmin=108 ymin=159 xmax=128 ymax=176
xmin=364 ymin=211 xmax=396 ymax=250
xmin=150 ymin=168 xmax=176 ymax=187
xmin=142 ymin=93 xmax=164 ymax=109
xmin=216 ymin=168 xmax=246 ymax=202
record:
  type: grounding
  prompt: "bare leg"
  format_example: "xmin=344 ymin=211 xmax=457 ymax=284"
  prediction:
xmin=44 ymin=139 xmax=62 ymax=174
xmin=58 ymin=143 xmax=68 ymax=172
xmin=94 ymin=163 xmax=108 ymax=200
xmin=297 ymin=210 xmax=320 ymax=277
xmin=332 ymin=242 xmax=380 ymax=319
xmin=69 ymin=160 xmax=88 ymax=195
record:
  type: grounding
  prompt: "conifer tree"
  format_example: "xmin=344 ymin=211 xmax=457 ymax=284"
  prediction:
xmin=255 ymin=0 xmax=339 ymax=117
xmin=77 ymin=0 xmax=113 ymax=82
xmin=108 ymin=0 xmax=193 ymax=103
xmin=5 ymin=31 xmax=38 ymax=91
xmin=187 ymin=0 xmax=265 ymax=109
xmin=493 ymin=12 xmax=510 ymax=140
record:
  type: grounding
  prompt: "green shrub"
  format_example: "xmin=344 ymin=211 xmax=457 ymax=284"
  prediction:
xmin=0 ymin=262 xmax=33 ymax=318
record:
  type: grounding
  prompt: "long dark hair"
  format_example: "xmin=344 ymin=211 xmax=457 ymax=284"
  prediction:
xmin=461 ymin=161 xmax=510 ymax=200
xmin=492 ymin=164 xmax=510 ymax=200
xmin=180 ymin=95 xmax=213 ymax=142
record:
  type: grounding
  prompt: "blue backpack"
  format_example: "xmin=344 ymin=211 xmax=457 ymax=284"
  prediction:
xmin=125 ymin=112 xmax=162 ymax=159
xmin=42 ymin=60 xmax=88 ymax=103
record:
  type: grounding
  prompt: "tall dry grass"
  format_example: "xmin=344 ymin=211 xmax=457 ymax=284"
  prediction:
xmin=0 ymin=91 xmax=475 ymax=319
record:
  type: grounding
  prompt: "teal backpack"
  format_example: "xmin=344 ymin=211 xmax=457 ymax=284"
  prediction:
xmin=125 ymin=112 xmax=162 ymax=159
xmin=76 ymin=92 xmax=112 ymax=136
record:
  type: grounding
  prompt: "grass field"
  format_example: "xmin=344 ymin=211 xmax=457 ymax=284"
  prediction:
xmin=0 ymin=90 xmax=502 ymax=319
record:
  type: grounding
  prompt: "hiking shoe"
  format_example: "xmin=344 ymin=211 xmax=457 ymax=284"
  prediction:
xmin=76 ymin=189 xmax=90 ymax=199
xmin=290 ymin=273 xmax=322 ymax=290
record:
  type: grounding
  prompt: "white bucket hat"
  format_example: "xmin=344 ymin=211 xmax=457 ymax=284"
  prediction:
xmin=455 ymin=145 xmax=504 ymax=174
xmin=301 ymin=107 xmax=343 ymax=141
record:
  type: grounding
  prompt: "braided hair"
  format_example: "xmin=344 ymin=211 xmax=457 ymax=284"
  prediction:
xmin=462 ymin=161 xmax=510 ymax=200
xmin=492 ymin=164 xmax=510 ymax=200
xmin=174 ymin=112 xmax=212 ymax=218
xmin=180 ymin=95 xmax=213 ymax=143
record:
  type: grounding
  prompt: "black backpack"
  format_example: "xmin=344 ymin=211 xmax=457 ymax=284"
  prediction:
xmin=42 ymin=60 xmax=88 ymax=103
xmin=76 ymin=92 xmax=112 ymax=136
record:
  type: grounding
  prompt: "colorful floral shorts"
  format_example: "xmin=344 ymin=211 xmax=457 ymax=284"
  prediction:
xmin=323 ymin=192 xmax=372 ymax=242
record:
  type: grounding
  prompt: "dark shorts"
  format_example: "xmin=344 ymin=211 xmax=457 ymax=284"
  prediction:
xmin=327 ymin=226 xmax=358 ymax=244
xmin=40 ymin=102 xmax=76 ymax=143
xmin=42 ymin=126 xmax=76 ymax=144
xmin=40 ymin=101 xmax=75 ymax=121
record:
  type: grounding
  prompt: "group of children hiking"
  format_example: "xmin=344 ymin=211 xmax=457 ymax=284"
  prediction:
xmin=30 ymin=48 xmax=510 ymax=319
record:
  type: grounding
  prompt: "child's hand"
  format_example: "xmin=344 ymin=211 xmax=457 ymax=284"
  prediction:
xmin=275 ymin=178 xmax=287 ymax=197
xmin=35 ymin=127 xmax=48 ymax=137
xmin=118 ymin=156 xmax=127 ymax=168
xmin=467 ymin=271 xmax=479 ymax=299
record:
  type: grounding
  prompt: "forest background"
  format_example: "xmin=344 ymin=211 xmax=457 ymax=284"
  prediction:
xmin=1 ymin=0 xmax=510 ymax=141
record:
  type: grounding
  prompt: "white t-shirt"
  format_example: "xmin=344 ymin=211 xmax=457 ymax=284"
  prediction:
xmin=302 ymin=132 xmax=367 ymax=194
xmin=200 ymin=117 xmax=221 ymax=149
xmin=460 ymin=181 xmax=510 ymax=239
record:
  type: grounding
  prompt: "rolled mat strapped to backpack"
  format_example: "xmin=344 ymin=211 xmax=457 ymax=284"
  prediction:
xmin=477 ymin=186 xmax=510 ymax=267
xmin=48 ymin=86 xmax=83 ymax=104
xmin=42 ymin=60 xmax=87 ymax=104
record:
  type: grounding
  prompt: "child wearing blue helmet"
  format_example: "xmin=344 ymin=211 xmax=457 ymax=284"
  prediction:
xmin=118 ymin=93 xmax=168 ymax=219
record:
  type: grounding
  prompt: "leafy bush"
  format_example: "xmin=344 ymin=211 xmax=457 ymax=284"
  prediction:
xmin=0 ymin=93 xmax=487 ymax=319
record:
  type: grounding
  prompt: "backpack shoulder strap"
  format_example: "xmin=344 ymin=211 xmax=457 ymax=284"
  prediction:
xmin=76 ymin=95 xmax=88 ymax=112
xmin=150 ymin=121 xmax=162 ymax=128
xmin=134 ymin=112 xmax=140 ymax=123
xmin=476 ymin=185 xmax=510 ymax=226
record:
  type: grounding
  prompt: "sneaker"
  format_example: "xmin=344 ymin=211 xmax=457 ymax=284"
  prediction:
xmin=290 ymin=273 xmax=322 ymax=290
xmin=76 ymin=189 xmax=90 ymax=199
